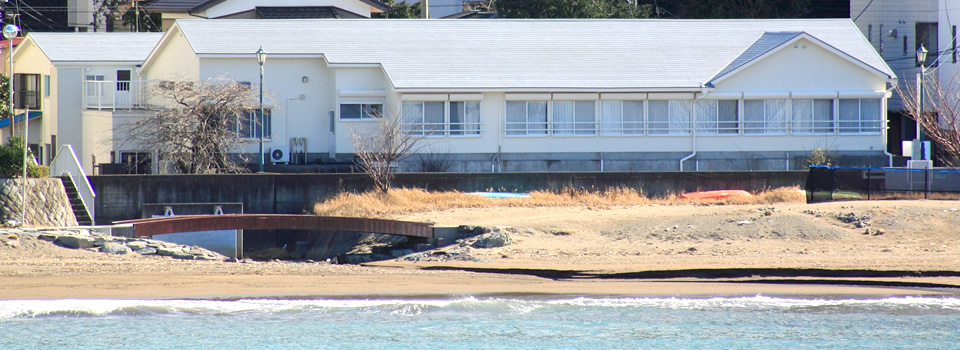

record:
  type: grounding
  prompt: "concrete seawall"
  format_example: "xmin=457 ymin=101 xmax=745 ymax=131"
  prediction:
xmin=89 ymin=171 xmax=807 ymax=225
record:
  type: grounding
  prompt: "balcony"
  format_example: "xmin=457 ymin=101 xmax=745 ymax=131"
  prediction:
xmin=84 ymin=80 xmax=157 ymax=110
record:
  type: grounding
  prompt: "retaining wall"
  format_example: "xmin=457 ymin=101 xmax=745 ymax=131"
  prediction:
xmin=0 ymin=178 xmax=79 ymax=227
xmin=89 ymin=171 xmax=807 ymax=225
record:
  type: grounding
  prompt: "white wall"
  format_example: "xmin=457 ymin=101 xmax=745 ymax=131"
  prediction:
xmin=199 ymin=57 xmax=334 ymax=156
xmin=852 ymin=0 xmax=937 ymax=110
xmin=397 ymin=0 xmax=464 ymax=18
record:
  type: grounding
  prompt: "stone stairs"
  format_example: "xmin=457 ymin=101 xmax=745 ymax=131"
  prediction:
xmin=59 ymin=176 xmax=93 ymax=225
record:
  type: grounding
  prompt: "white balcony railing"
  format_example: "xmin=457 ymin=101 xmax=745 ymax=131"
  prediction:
xmin=84 ymin=80 xmax=158 ymax=110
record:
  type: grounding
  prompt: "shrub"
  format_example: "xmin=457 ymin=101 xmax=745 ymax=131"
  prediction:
xmin=0 ymin=137 xmax=47 ymax=178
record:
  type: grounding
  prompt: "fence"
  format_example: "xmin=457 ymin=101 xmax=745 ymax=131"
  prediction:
xmin=806 ymin=165 xmax=960 ymax=203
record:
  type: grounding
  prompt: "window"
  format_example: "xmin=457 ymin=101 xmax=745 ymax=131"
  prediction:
xmin=339 ymin=103 xmax=382 ymax=120
xmin=234 ymin=109 xmax=272 ymax=139
xmin=792 ymin=99 xmax=834 ymax=134
xmin=648 ymin=100 xmax=691 ymax=135
xmin=449 ymin=101 xmax=480 ymax=136
xmin=505 ymin=101 xmax=547 ymax=136
xmin=44 ymin=75 xmax=50 ymax=97
xmin=552 ymin=100 xmax=595 ymax=136
xmin=903 ymin=35 xmax=908 ymax=56
xmin=599 ymin=100 xmax=643 ymax=135
xmin=916 ymin=22 xmax=938 ymax=67
xmin=14 ymin=73 xmax=41 ymax=109
xmin=85 ymin=74 xmax=105 ymax=98
xmin=695 ymin=100 xmax=738 ymax=135
xmin=743 ymin=100 xmax=786 ymax=134
xmin=402 ymin=101 xmax=445 ymax=137
xmin=839 ymin=99 xmax=881 ymax=134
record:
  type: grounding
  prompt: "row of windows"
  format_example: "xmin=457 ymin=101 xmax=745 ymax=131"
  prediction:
xmin=505 ymin=98 xmax=882 ymax=136
xmin=339 ymin=98 xmax=882 ymax=137
xmin=401 ymin=101 xmax=481 ymax=136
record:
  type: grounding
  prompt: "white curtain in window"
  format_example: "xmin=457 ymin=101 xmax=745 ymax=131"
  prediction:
xmin=838 ymin=99 xmax=860 ymax=134
xmin=743 ymin=100 xmax=764 ymax=134
xmin=791 ymin=99 xmax=813 ymax=133
xmin=575 ymin=101 xmax=596 ymax=135
xmin=402 ymin=102 xmax=424 ymax=136
xmin=813 ymin=99 xmax=833 ymax=133
xmin=648 ymin=100 xmax=670 ymax=135
xmin=623 ymin=101 xmax=644 ymax=135
xmin=600 ymin=101 xmax=622 ymax=136
xmin=424 ymin=102 xmax=444 ymax=135
xmin=860 ymin=99 xmax=881 ymax=132
xmin=695 ymin=100 xmax=719 ymax=135
xmin=669 ymin=100 xmax=691 ymax=135
xmin=718 ymin=100 xmax=738 ymax=134
xmin=450 ymin=101 xmax=481 ymax=135
xmin=553 ymin=101 xmax=575 ymax=135
xmin=765 ymin=99 xmax=786 ymax=133
xmin=506 ymin=101 xmax=526 ymax=135
xmin=527 ymin=101 xmax=548 ymax=135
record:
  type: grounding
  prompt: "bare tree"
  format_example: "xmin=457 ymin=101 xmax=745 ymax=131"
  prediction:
xmin=351 ymin=111 xmax=424 ymax=193
xmin=899 ymin=72 xmax=960 ymax=167
xmin=116 ymin=77 xmax=264 ymax=174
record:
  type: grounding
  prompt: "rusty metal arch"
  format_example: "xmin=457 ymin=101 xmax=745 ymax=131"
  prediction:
xmin=115 ymin=215 xmax=434 ymax=238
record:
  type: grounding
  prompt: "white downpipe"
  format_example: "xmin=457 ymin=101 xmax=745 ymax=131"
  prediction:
xmin=785 ymin=152 xmax=790 ymax=170
xmin=881 ymin=85 xmax=896 ymax=167
xmin=680 ymin=91 xmax=707 ymax=171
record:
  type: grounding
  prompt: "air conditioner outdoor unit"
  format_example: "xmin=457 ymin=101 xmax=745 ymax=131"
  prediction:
xmin=270 ymin=146 xmax=290 ymax=164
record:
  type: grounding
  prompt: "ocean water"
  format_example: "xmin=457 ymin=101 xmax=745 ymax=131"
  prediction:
xmin=1 ymin=295 xmax=958 ymax=349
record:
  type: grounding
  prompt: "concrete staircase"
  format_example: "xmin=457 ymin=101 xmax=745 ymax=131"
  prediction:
xmin=60 ymin=176 xmax=93 ymax=225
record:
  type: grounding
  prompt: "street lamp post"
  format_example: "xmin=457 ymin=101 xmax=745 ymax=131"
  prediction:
xmin=3 ymin=24 xmax=21 ymax=224
xmin=916 ymin=44 xmax=928 ymax=160
xmin=256 ymin=46 xmax=266 ymax=172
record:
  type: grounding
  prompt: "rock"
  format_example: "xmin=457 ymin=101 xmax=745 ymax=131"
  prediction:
xmin=472 ymin=232 xmax=513 ymax=248
xmin=224 ymin=257 xmax=239 ymax=263
xmin=6 ymin=233 xmax=17 ymax=240
xmin=172 ymin=252 xmax=196 ymax=260
xmin=413 ymin=243 xmax=434 ymax=252
xmin=126 ymin=241 xmax=148 ymax=250
xmin=195 ymin=255 xmax=220 ymax=261
xmin=4 ymin=240 xmax=20 ymax=248
xmin=55 ymin=235 xmax=96 ymax=249
xmin=93 ymin=238 xmax=110 ymax=247
xmin=156 ymin=247 xmax=181 ymax=256
xmin=37 ymin=233 xmax=58 ymax=241
xmin=100 ymin=242 xmax=131 ymax=255
xmin=135 ymin=247 xmax=158 ymax=255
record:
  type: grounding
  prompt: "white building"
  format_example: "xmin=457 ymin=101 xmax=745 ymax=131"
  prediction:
xmin=125 ymin=19 xmax=897 ymax=172
xmin=5 ymin=33 xmax=163 ymax=173
xmin=850 ymin=0 xmax=939 ymax=158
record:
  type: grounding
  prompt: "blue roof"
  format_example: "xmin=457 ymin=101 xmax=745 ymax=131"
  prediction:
xmin=0 ymin=111 xmax=41 ymax=129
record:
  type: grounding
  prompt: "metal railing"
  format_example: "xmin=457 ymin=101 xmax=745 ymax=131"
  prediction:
xmin=84 ymin=80 xmax=157 ymax=110
xmin=50 ymin=144 xmax=96 ymax=222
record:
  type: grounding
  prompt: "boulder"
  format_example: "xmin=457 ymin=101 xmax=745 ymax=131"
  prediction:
xmin=472 ymin=232 xmax=513 ymax=248
xmin=55 ymin=235 xmax=96 ymax=249
xmin=135 ymin=247 xmax=158 ymax=255
xmin=100 ymin=242 xmax=132 ymax=255
xmin=37 ymin=233 xmax=58 ymax=241
xmin=156 ymin=247 xmax=181 ymax=256
xmin=126 ymin=241 xmax=148 ymax=250
xmin=172 ymin=252 xmax=196 ymax=260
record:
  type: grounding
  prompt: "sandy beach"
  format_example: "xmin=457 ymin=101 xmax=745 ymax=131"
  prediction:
xmin=2 ymin=199 xmax=960 ymax=299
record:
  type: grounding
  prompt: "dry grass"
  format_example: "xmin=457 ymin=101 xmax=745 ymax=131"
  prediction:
xmin=312 ymin=186 xmax=806 ymax=218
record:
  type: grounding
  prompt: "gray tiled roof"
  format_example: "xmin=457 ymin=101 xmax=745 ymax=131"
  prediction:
xmin=144 ymin=0 xmax=210 ymax=11
xmin=171 ymin=19 xmax=895 ymax=90
xmin=26 ymin=33 xmax=163 ymax=62
xmin=256 ymin=7 xmax=364 ymax=19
